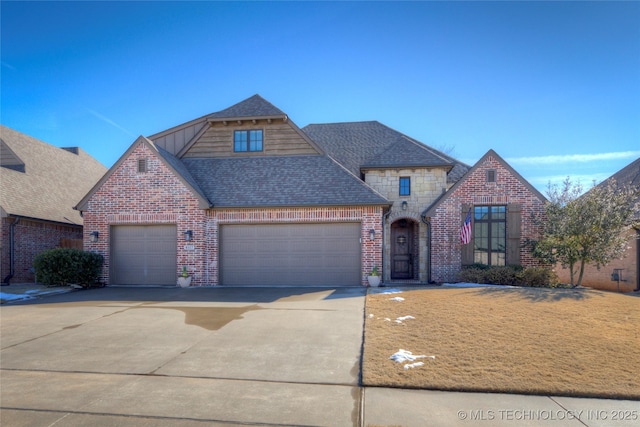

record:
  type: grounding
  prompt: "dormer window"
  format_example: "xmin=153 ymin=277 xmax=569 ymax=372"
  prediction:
xmin=234 ymin=130 xmax=263 ymax=152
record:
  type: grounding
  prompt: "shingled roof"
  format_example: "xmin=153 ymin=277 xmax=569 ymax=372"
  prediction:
xmin=0 ymin=125 xmax=107 ymax=225
xmin=207 ymin=94 xmax=287 ymax=119
xmin=182 ymin=155 xmax=389 ymax=208
xmin=599 ymin=157 xmax=640 ymax=220
xmin=303 ymin=121 xmax=469 ymax=183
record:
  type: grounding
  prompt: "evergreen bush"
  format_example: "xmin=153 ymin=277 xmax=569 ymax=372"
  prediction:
xmin=33 ymin=248 xmax=103 ymax=287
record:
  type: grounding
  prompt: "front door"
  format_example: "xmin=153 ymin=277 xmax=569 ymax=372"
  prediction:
xmin=391 ymin=220 xmax=413 ymax=280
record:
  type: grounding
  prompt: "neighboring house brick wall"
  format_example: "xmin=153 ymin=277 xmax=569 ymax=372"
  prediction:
xmin=429 ymin=154 xmax=545 ymax=283
xmin=555 ymin=227 xmax=639 ymax=292
xmin=1 ymin=217 xmax=82 ymax=283
xmin=83 ymin=143 xmax=207 ymax=286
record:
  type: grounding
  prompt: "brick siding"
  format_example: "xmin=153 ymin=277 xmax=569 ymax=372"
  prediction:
xmin=1 ymin=217 xmax=82 ymax=283
xmin=83 ymin=141 xmax=384 ymax=286
xmin=429 ymin=154 xmax=546 ymax=282
xmin=555 ymin=227 xmax=639 ymax=292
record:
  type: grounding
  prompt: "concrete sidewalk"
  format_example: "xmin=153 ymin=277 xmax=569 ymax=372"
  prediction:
xmin=1 ymin=287 xmax=637 ymax=426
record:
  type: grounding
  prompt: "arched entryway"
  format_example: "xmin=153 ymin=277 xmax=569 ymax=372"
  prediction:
xmin=390 ymin=219 xmax=419 ymax=280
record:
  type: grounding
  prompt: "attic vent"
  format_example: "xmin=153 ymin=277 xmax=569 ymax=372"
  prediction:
xmin=137 ymin=158 xmax=148 ymax=173
xmin=487 ymin=169 xmax=496 ymax=183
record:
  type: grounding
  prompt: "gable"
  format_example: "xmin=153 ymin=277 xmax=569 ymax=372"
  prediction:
xmin=181 ymin=118 xmax=321 ymax=158
xmin=76 ymin=136 xmax=210 ymax=211
xmin=423 ymin=149 xmax=546 ymax=218
xmin=149 ymin=94 xmax=322 ymax=157
xmin=0 ymin=138 xmax=25 ymax=172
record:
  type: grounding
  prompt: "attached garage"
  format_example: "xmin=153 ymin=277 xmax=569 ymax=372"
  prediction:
xmin=220 ymin=223 xmax=361 ymax=286
xmin=110 ymin=225 xmax=177 ymax=285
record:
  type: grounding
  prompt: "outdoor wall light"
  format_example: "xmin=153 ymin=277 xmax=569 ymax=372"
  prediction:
xmin=184 ymin=230 xmax=193 ymax=241
xmin=401 ymin=201 xmax=408 ymax=211
xmin=369 ymin=229 xmax=376 ymax=241
xmin=90 ymin=231 xmax=99 ymax=243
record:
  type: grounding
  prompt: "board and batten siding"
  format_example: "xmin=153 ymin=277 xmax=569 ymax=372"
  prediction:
xmin=183 ymin=121 xmax=319 ymax=158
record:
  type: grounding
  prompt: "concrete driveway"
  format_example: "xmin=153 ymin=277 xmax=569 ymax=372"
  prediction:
xmin=2 ymin=286 xmax=637 ymax=427
xmin=1 ymin=286 xmax=365 ymax=426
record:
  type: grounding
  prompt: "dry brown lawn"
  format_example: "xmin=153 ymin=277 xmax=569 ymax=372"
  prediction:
xmin=362 ymin=286 xmax=640 ymax=399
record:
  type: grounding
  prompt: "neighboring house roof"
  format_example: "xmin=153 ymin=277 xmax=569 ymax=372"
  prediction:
xmin=599 ymin=156 xmax=640 ymax=220
xmin=422 ymin=149 xmax=546 ymax=218
xmin=76 ymin=136 xmax=211 ymax=211
xmin=303 ymin=121 xmax=469 ymax=183
xmin=0 ymin=125 xmax=107 ymax=225
xmin=182 ymin=155 xmax=389 ymax=208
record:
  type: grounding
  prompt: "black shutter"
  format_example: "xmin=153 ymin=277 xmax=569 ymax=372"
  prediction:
xmin=507 ymin=203 xmax=522 ymax=266
xmin=461 ymin=204 xmax=474 ymax=266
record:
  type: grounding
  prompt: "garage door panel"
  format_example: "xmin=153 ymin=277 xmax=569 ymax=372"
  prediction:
xmin=111 ymin=225 xmax=176 ymax=286
xmin=220 ymin=223 xmax=361 ymax=286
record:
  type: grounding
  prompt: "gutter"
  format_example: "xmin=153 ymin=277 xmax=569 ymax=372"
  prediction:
xmin=421 ymin=213 xmax=432 ymax=284
xmin=2 ymin=216 xmax=20 ymax=285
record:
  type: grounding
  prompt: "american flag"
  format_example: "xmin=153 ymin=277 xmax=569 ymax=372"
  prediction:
xmin=460 ymin=208 xmax=472 ymax=245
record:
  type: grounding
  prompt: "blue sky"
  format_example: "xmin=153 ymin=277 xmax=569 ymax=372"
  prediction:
xmin=2 ymin=1 xmax=639 ymax=194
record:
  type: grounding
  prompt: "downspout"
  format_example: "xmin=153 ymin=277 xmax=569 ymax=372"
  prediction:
xmin=421 ymin=214 xmax=432 ymax=284
xmin=2 ymin=216 xmax=20 ymax=285
xmin=382 ymin=206 xmax=392 ymax=284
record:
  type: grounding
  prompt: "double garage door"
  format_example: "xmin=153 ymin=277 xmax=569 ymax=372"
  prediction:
xmin=220 ymin=223 xmax=361 ymax=286
xmin=110 ymin=223 xmax=361 ymax=286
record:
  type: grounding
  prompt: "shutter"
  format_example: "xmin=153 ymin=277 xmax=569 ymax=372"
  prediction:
xmin=507 ymin=203 xmax=522 ymax=266
xmin=461 ymin=204 xmax=474 ymax=265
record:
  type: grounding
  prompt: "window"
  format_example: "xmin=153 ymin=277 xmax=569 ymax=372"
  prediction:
xmin=137 ymin=158 xmax=147 ymax=173
xmin=473 ymin=206 xmax=506 ymax=266
xmin=399 ymin=177 xmax=411 ymax=196
xmin=234 ymin=130 xmax=263 ymax=152
xmin=487 ymin=169 xmax=496 ymax=183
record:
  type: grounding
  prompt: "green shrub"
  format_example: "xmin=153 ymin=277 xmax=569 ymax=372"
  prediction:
xmin=485 ymin=265 xmax=520 ymax=285
xmin=33 ymin=248 xmax=103 ymax=287
xmin=458 ymin=264 xmax=527 ymax=286
xmin=517 ymin=267 xmax=559 ymax=287
xmin=458 ymin=266 xmax=489 ymax=284
xmin=458 ymin=264 xmax=559 ymax=288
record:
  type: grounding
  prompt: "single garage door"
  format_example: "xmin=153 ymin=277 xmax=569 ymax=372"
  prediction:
xmin=220 ymin=223 xmax=361 ymax=286
xmin=110 ymin=225 xmax=177 ymax=285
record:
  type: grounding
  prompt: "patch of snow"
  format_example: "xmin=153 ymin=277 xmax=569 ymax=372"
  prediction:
xmin=378 ymin=288 xmax=403 ymax=294
xmin=391 ymin=349 xmax=426 ymax=363
xmin=404 ymin=362 xmax=424 ymax=370
xmin=384 ymin=318 xmax=391 ymax=322
xmin=389 ymin=297 xmax=405 ymax=302
xmin=368 ymin=313 xmax=374 ymax=318
xmin=396 ymin=315 xmax=415 ymax=322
